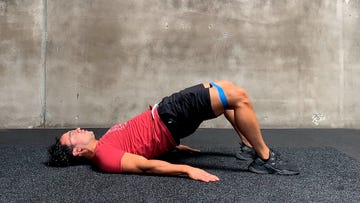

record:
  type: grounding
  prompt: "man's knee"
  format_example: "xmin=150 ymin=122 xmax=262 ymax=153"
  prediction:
xmin=227 ymin=86 xmax=252 ymax=108
xmin=211 ymin=80 xmax=251 ymax=106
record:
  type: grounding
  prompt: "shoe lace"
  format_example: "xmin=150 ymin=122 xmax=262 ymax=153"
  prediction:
xmin=271 ymin=150 xmax=286 ymax=166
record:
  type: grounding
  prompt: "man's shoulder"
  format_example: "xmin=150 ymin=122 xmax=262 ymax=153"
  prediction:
xmin=93 ymin=142 xmax=125 ymax=173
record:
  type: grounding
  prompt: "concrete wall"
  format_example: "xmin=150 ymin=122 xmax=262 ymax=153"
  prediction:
xmin=1 ymin=0 xmax=359 ymax=129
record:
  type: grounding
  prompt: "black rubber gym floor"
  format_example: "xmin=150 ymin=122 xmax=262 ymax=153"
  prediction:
xmin=1 ymin=128 xmax=359 ymax=202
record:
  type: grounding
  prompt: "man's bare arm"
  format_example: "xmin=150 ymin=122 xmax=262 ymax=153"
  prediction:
xmin=120 ymin=153 xmax=219 ymax=182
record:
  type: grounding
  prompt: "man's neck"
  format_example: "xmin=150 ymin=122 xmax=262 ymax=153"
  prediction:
xmin=84 ymin=140 xmax=98 ymax=160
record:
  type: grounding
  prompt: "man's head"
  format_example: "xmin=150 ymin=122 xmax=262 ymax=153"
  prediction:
xmin=47 ymin=128 xmax=96 ymax=167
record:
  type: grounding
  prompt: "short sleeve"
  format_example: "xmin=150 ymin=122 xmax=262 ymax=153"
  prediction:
xmin=93 ymin=144 xmax=126 ymax=173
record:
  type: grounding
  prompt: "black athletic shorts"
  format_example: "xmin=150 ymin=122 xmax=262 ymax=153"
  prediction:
xmin=157 ymin=84 xmax=217 ymax=144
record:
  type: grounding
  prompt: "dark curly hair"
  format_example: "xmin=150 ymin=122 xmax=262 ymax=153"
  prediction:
xmin=47 ymin=137 xmax=89 ymax=167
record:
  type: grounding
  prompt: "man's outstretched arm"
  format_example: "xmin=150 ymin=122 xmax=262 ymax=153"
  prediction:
xmin=120 ymin=153 xmax=219 ymax=182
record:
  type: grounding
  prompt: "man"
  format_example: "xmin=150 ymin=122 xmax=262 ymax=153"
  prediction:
xmin=48 ymin=80 xmax=299 ymax=182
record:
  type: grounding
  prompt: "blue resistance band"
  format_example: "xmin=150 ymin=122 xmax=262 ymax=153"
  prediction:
xmin=210 ymin=82 xmax=229 ymax=110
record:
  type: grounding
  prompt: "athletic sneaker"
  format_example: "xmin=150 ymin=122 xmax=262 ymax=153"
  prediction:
xmin=235 ymin=142 xmax=256 ymax=161
xmin=248 ymin=149 xmax=300 ymax=175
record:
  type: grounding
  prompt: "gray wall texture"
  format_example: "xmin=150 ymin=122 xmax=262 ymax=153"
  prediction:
xmin=0 ymin=0 xmax=359 ymax=129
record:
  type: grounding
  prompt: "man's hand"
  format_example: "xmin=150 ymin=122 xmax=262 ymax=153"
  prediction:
xmin=175 ymin=145 xmax=201 ymax=153
xmin=186 ymin=166 xmax=220 ymax=182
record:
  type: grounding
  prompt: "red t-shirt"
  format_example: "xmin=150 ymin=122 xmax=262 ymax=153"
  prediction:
xmin=92 ymin=108 xmax=176 ymax=173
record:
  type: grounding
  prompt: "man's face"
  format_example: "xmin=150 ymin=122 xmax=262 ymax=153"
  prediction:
xmin=60 ymin=128 xmax=95 ymax=148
